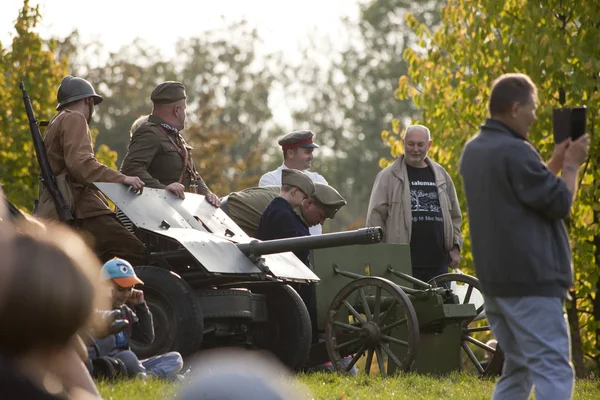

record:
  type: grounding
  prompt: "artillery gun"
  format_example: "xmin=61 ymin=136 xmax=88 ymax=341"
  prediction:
xmin=19 ymin=80 xmax=502 ymax=376
xmin=97 ymin=183 xmax=382 ymax=370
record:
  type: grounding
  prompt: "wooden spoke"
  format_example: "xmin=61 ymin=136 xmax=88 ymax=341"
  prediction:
xmin=380 ymin=317 xmax=407 ymax=333
xmin=364 ymin=347 xmax=374 ymax=376
xmin=461 ymin=341 xmax=484 ymax=374
xmin=381 ymin=342 xmax=404 ymax=370
xmin=464 ymin=335 xmax=497 ymax=353
xmin=342 ymin=300 xmax=367 ymax=324
xmin=359 ymin=287 xmax=372 ymax=321
xmin=463 ymin=285 xmax=474 ymax=304
xmin=375 ymin=346 xmax=386 ymax=377
xmin=344 ymin=345 xmax=366 ymax=373
xmin=335 ymin=336 xmax=363 ymax=351
xmin=373 ymin=286 xmax=382 ymax=324
xmin=332 ymin=320 xmax=361 ymax=332
xmin=381 ymin=334 xmax=409 ymax=347
xmin=378 ymin=298 xmax=397 ymax=322
xmin=466 ymin=325 xmax=491 ymax=333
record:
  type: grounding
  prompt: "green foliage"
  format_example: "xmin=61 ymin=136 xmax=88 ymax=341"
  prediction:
xmin=60 ymin=22 xmax=283 ymax=192
xmin=0 ymin=0 xmax=68 ymax=209
xmin=386 ymin=0 xmax=600 ymax=373
xmin=290 ymin=0 xmax=444 ymax=231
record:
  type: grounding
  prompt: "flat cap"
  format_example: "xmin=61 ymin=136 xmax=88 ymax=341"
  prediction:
xmin=278 ymin=130 xmax=319 ymax=151
xmin=281 ymin=169 xmax=315 ymax=198
xmin=150 ymin=81 xmax=187 ymax=104
xmin=313 ymin=183 xmax=347 ymax=219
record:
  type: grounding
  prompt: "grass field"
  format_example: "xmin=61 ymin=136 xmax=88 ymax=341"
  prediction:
xmin=98 ymin=373 xmax=600 ymax=400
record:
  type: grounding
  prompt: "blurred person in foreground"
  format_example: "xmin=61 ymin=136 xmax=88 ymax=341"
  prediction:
xmin=460 ymin=73 xmax=589 ymax=400
xmin=92 ymin=258 xmax=184 ymax=381
xmin=175 ymin=348 xmax=311 ymax=400
xmin=0 ymin=215 xmax=105 ymax=399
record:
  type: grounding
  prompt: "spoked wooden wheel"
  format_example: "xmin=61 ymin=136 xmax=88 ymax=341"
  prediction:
xmin=428 ymin=273 xmax=504 ymax=377
xmin=325 ymin=277 xmax=419 ymax=376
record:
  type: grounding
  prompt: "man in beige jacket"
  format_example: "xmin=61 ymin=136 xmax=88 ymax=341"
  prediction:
xmin=366 ymin=125 xmax=463 ymax=283
xmin=42 ymin=75 xmax=146 ymax=265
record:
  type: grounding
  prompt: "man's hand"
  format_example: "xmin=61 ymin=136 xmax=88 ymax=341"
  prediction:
xmin=449 ymin=246 xmax=461 ymax=269
xmin=165 ymin=182 xmax=186 ymax=199
xmin=205 ymin=192 xmax=221 ymax=207
xmin=547 ymin=139 xmax=571 ymax=175
xmin=123 ymin=176 xmax=145 ymax=191
xmin=128 ymin=288 xmax=145 ymax=305
xmin=563 ymin=134 xmax=590 ymax=168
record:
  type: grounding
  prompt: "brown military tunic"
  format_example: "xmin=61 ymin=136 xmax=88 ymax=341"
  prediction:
xmin=44 ymin=109 xmax=126 ymax=219
xmin=120 ymin=115 xmax=210 ymax=194
xmin=43 ymin=109 xmax=146 ymax=264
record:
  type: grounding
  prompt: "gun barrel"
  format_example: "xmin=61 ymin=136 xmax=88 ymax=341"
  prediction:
xmin=236 ymin=227 xmax=383 ymax=257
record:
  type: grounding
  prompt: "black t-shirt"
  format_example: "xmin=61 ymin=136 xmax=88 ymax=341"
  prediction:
xmin=406 ymin=164 xmax=448 ymax=269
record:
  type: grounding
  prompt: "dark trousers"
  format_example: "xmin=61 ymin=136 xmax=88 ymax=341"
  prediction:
xmin=76 ymin=214 xmax=146 ymax=266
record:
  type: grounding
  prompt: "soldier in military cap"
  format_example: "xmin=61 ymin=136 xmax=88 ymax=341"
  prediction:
xmin=41 ymin=75 xmax=146 ymax=265
xmin=120 ymin=81 xmax=220 ymax=207
xmin=259 ymin=130 xmax=328 ymax=235
xmin=221 ymin=183 xmax=346 ymax=238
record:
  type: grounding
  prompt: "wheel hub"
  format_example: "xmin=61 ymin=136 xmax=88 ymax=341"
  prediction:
xmin=361 ymin=321 xmax=382 ymax=347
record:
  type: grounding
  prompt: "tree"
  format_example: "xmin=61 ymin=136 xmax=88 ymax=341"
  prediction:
xmin=0 ymin=0 xmax=68 ymax=209
xmin=63 ymin=21 xmax=284 ymax=195
xmin=289 ymin=0 xmax=444 ymax=231
xmin=388 ymin=0 xmax=600 ymax=375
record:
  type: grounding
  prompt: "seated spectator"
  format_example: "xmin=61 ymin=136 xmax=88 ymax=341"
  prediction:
xmin=0 ymin=218 xmax=104 ymax=399
xmin=91 ymin=258 xmax=184 ymax=381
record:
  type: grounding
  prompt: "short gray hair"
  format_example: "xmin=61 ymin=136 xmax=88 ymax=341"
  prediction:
xmin=403 ymin=124 xmax=431 ymax=140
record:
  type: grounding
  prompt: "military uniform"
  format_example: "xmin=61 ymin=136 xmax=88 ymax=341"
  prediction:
xmin=120 ymin=82 xmax=211 ymax=194
xmin=258 ymin=130 xmax=328 ymax=235
xmin=43 ymin=76 xmax=146 ymax=265
xmin=223 ymin=183 xmax=346 ymax=237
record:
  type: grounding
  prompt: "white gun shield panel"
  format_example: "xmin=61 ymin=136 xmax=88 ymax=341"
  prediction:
xmin=95 ymin=183 xmax=319 ymax=282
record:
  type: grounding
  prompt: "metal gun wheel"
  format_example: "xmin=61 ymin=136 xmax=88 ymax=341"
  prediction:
xmin=325 ymin=277 xmax=419 ymax=377
xmin=251 ymin=284 xmax=312 ymax=371
xmin=428 ymin=272 xmax=504 ymax=377
xmin=129 ymin=266 xmax=203 ymax=359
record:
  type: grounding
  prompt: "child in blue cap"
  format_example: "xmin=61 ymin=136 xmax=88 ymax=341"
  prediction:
xmin=93 ymin=257 xmax=184 ymax=381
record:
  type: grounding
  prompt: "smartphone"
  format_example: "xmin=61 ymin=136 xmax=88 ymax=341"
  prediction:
xmin=570 ymin=106 xmax=587 ymax=141
xmin=552 ymin=108 xmax=571 ymax=144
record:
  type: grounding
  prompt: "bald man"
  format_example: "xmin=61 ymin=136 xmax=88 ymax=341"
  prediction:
xmin=366 ymin=125 xmax=463 ymax=283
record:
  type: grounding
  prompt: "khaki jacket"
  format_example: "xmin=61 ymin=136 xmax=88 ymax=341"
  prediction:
xmin=43 ymin=110 xmax=125 ymax=219
xmin=120 ymin=116 xmax=210 ymax=194
xmin=366 ymin=155 xmax=463 ymax=251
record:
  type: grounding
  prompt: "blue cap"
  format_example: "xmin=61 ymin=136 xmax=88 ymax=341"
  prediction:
xmin=100 ymin=257 xmax=143 ymax=287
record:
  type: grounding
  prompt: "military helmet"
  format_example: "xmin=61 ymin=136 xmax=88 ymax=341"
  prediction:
xmin=56 ymin=75 xmax=103 ymax=110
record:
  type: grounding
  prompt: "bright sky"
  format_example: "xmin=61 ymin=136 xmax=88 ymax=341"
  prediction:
xmin=0 ymin=0 xmax=360 ymax=63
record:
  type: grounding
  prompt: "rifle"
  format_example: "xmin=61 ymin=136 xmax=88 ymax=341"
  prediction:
xmin=20 ymin=82 xmax=74 ymax=223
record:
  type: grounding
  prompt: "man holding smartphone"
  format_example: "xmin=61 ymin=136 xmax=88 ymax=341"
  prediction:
xmin=459 ymin=73 xmax=589 ymax=400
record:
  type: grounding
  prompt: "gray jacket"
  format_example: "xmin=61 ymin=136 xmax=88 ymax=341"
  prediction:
xmin=459 ymin=119 xmax=573 ymax=298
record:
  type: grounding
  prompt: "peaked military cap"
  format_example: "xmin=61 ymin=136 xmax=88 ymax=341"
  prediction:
xmin=150 ymin=81 xmax=187 ymax=104
xmin=278 ymin=130 xmax=319 ymax=151
xmin=313 ymin=183 xmax=347 ymax=219
xmin=281 ymin=169 xmax=315 ymax=198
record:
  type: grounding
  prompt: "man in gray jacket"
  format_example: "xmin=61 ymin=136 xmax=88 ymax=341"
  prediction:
xmin=366 ymin=125 xmax=463 ymax=283
xmin=460 ymin=73 xmax=589 ymax=400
